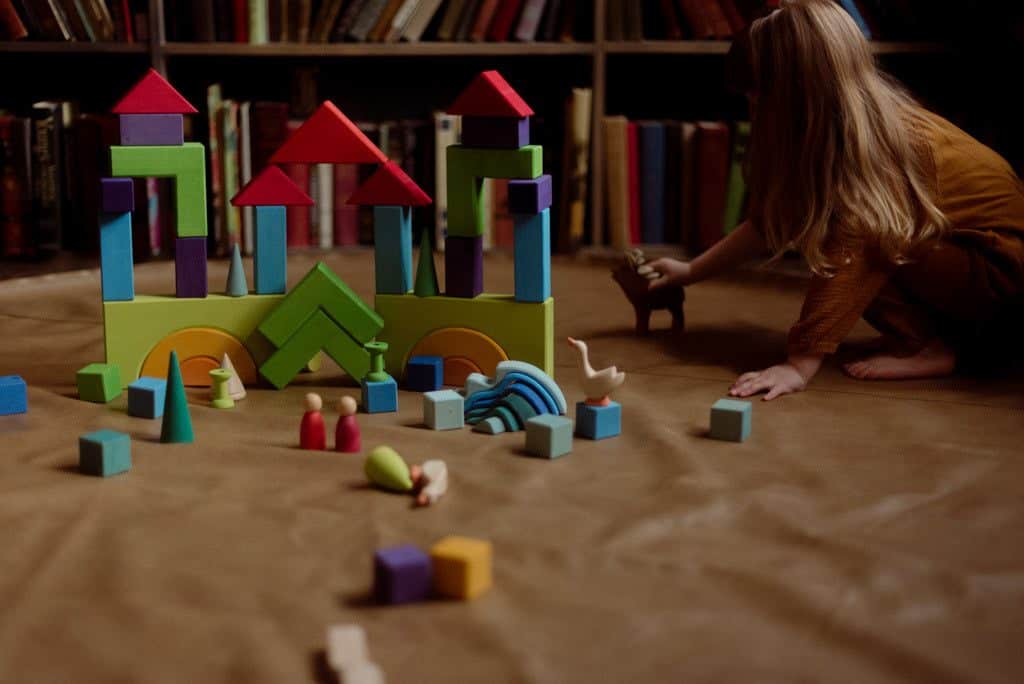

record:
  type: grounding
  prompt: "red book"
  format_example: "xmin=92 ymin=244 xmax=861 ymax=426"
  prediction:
xmin=658 ymin=0 xmax=684 ymax=40
xmin=487 ymin=0 xmax=524 ymax=41
xmin=626 ymin=122 xmax=641 ymax=246
xmin=283 ymin=120 xmax=312 ymax=248
xmin=470 ymin=0 xmax=500 ymax=41
xmin=233 ymin=0 xmax=249 ymax=41
xmin=333 ymin=163 xmax=360 ymax=246
xmin=695 ymin=121 xmax=730 ymax=252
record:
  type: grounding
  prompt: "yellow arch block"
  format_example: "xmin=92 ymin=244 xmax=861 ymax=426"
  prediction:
xmin=407 ymin=327 xmax=507 ymax=387
xmin=142 ymin=327 xmax=258 ymax=388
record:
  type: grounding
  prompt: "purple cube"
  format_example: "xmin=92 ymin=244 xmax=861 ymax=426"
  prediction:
xmin=444 ymin=235 xmax=483 ymax=298
xmin=175 ymin=237 xmax=208 ymax=299
xmin=374 ymin=544 xmax=432 ymax=605
xmin=119 ymin=114 xmax=185 ymax=146
xmin=508 ymin=175 xmax=553 ymax=215
xmin=460 ymin=116 xmax=530 ymax=149
xmin=101 ymin=177 xmax=135 ymax=213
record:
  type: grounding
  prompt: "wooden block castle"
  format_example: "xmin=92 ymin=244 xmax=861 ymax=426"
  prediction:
xmin=98 ymin=68 xmax=554 ymax=391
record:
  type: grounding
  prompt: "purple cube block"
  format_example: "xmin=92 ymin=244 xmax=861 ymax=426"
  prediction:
xmin=460 ymin=116 xmax=530 ymax=149
xmin=508 ymin=175 xmax=553 ymax=215
xmin=119 ymin=114 xmax=185 ymax=146
xmin=444 ymin=235 xmax=483 ymax=298
xmin=374 ymin=544 xmax=432 ymax=605
xmin=175 ymin=237 xmax=208 ymax=298
xmin=101 ymin=177 xmax=135 ymax=213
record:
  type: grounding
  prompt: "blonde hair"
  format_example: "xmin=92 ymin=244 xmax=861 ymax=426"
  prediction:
xmin=743 ymin=0 xmax=948 ymax=274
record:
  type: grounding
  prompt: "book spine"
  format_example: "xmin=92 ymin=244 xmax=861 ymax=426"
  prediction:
xmin=0 ymin=0 xmax=28 ymax=39
xmin=540 ymin=0 xmax=562 ymax=40
xmin=30 ymin=103 xmax=63 ymax=254
xmin=221 ymin=99 xmax=242 ymax=255
xmin=233 ymin=0 xmax=249 ymax=41
xmin=206 ymin=85 xmax=225 ymax=255
xmin=454 ymin=0 xmax=481 ymax=41
xmin=249 ymin=0 xmax=269 ymax=43
xmin=83 ymin=0 xmax=114 ymax=40
xmin=316 ymin=164 xmax=333 ymax=248
xmin=487 ymin=0 xmax=523 ymax=41
xmin=333 ymin=163 xmax=360 ymax=246
xmin=638 ymin=122 xmax=666 ymax=244
xmin=369 ymin=0 xmax=403 ymax=41
xmin=602 ymin=116 xmax=630 ymax=249
xmin=239 ymin=101 xmax=254 ymax=255
xmin=39 ymin=0 xmax=74 ymax=40
xmin=435 ymin=0 xmax=464 ymax=40
xmin=556 ymin=0 xmax=575 ymax=41
xmin=679 ymin=121 xmax=697 ymax=250
xmin=384 ymin=0 xmax=419 ymax=41
xmin=401 ymin=0 xmax=443 ymax=41
xmin=470 ymin=0 xmax=498 ymax=41
xmin=567 ymin=87 xmax=592 ymax=250
xmin=333 ymin=0 xmax=368 ymax=40
xmin=657 ymin=0 xmax=683 ymax=40
xmin=0 ymin=117 xmax=35 ymax=257
xmin=349 ymin=0 xmax=389 ymax=41
xmin=626 ymin=121 xmax=640 ymax=245
xmin=513 ymin=0 xmax=546 ymax=41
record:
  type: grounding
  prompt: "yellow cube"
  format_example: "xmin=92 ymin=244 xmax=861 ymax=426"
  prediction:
xmin=430 ymin=536 xmax=493 ymax=600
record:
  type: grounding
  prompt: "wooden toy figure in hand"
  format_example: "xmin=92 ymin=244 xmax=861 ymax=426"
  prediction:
xmin=612 ymin=248 xmax=685 ymax=336
xmin=567 ymin=337 xmax=625 ymax=440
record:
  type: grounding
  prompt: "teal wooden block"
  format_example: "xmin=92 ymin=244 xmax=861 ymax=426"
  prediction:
xmin=127 ymin=376 xmax=166 ymax=418
xmin=77 ymin=363 xmax=122 ymax=403
xmin=110 ymin=142 xmax=208 ymax=238
xmin=79 ymin=429 xmax=131 ymax=477
xmin=423 ymin=389 xmax=464 ymax=430
xmin=710 ymin=399 xmax=752 ymax=442
xmin=255 ymin=205 xmax=286 ymax=294
xmin=525 ymin=414 xmax=572 ymax=459
xmin=100 ymin=212 xmax=134 ymax=301
xmin=575 ymin=401 xmax=621 ymax=440
xmin=362 ymin=376 xmax=398 ymax=414
xmin=513 ymin=208 xmax=550 ymax=303
xmin=373 ymin=206 xmax=413 ymax=295
xmin=447 ymin=145 xmax=543 ymax=237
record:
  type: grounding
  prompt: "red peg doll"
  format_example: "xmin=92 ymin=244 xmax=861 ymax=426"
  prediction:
xmin=334 ymin=396 xmax=361 ymax=453
xmin=300 ymin=393 xmax=326 ymax=450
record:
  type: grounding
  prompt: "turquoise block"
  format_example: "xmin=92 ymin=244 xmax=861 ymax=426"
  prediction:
xmin=128 ymin=376 xmax=167 ymax=419
xmin=100 ymin=212 xmax=134 ymax=301
xmin=373 ymin=206 xmax=413 ymax=295
xmin=255 ymin=206 xmax=286 ymax=294
xmin=79 ymin=429 xmax=131 ymax=477
xmin=513 ymin=208 xmax=551 ymax=303
xmin=710 ymin=399 xmax=752 ymax=442
xmin=575 ymin=401 xmax=621 ymax=440
xmin=362 ymin=376 xmax=398 ymax=414
xmin=423 ymin=389 xmax=464 ymax=430
xmin=525 ymin=414 xmax=572 ymax=459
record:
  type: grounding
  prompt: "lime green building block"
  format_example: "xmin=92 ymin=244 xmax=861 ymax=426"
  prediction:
xmin=374 ymin=293 xmax=553 ymax=378
xmin=259 ymin=309 xmax=371 ymax=389
xmin=446 ymin=145 xmax=543 ymax=237
xmin=258 ymin=262 xmax=384 ymax=348
xmin=110 ymin=143 xmax=208 ymax=238
xmin=76 ymin=363 xmax=122 ymax=403
xmin=103 ymin=294 xmax=285 ymax=387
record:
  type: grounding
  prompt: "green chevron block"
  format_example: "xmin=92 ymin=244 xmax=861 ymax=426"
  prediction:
xmin=110 ymin=143 xmax=208 ymax=238
xmin=259 ymin=309 xmax=370 ymax=389
xmin=446 ymin=145 xmax=543 ymax=237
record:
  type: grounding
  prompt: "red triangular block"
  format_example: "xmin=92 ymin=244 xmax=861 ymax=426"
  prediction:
xmin=112 ymin=68 xmax=198 ymax=114
xmin=347 ymin=162 xmax=432 ymax=207
xmin=447 ymin=70 xmax=534 ymax=118
xmin=231 ymin=166 xmax=314 ymax=206
xmin=270 ymin=101 xmax=388 ymax=165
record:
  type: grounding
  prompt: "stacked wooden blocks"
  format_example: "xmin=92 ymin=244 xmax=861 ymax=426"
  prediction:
xmin=361 ymin=341 xmax=398 ymax=414
xmin=0 ymin=375 xmax=27 ymax=415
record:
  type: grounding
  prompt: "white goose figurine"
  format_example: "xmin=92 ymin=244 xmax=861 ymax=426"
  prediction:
xmin=567 ymin=337 xmax=625 ymax=406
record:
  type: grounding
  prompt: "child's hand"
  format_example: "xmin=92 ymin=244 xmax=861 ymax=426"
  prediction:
xmin=647 ymin=258 xmax=692 ymax=288
xmin=729 ymin=364 xmax=808 ymax=401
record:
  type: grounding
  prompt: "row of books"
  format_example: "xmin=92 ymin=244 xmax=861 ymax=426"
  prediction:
xmin=0 ymin=0 xmax=147 ymax=42
xmin=600 ymin=117 xmax=750 ymax=253
xmin=166 ymin=0 xmax=586 ymax=44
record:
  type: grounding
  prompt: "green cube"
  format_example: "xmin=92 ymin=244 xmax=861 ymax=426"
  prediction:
xmin=76 ymin=363 xmax=122 ymax=403
xmin=525 ymin=414 xmax=573 ymax=459
xmin=79 ymin=429 xmax=131 ymax=477
xmin=710 ymin=399 xmax=752 ymax=442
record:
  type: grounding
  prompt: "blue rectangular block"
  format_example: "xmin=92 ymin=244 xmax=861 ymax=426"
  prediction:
xmin=100 ymin=212 xmax=134 ymax=302
xmin=710 ymin=399 xmax=752 ymax=442
xmin=513 ymin=208 xmax=551 ymax=303
xmin=255 ymin=206 xmax=287 ymax=294
xmin=575 ymin=401 xmax=621 ymax=440
xmin=127 ymin=376 xmax=167 ymax=419
xmin=508 ymin=175 xmax=552 ymax=215
xmin=373 ymin=206 xmax=413 ymax=295
xmin=101 ymin=177 xmax=135 ymax=213
xmin=362 ymin=376 xmax=398 ymax=414
xmin=79 ymin=429 xmax=131 ymax=477
xmin=175 ymin=236 xmax=208 ymax=298
xmin=406 ymin=355 xmax=443 ymax=392
xmin=119 ymin=114 xmax=185 ymax=146
xmin=0 ymin=375 xmax=28 ymax=415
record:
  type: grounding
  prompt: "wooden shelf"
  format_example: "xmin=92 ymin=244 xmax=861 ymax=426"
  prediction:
xmin=603 ymin=40 xmax=948 ymax=56
xmin=0 ymin=41 xmax=147 ymax=54
xmin=163 ymin=41 xmax=595 ymax=57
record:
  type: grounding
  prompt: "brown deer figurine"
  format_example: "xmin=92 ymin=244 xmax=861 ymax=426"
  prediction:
xmin=611 ymin=249 xmax=685 ymax=336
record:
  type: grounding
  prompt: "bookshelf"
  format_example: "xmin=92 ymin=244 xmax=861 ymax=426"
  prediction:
xmin=0 ymin=0 xmax=961 ymax=276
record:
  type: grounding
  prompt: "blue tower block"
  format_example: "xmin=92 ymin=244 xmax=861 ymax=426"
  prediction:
xmin=100 ymin=212 xmax=134 ymax=301
xmin=255 ymin=205 xmax=286 ymax=294
xmin=373 ymin=206 xmax=413 ymax=295
xmin=513 ymin=208 xmax=551 ymax=303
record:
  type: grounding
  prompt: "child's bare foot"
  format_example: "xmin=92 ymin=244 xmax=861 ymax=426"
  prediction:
xmin=842 ymin=339 xmax=955 ymax=380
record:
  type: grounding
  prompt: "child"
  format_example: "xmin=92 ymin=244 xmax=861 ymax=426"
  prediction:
xmin=648 ymin=0 xmax=1024 ymax=400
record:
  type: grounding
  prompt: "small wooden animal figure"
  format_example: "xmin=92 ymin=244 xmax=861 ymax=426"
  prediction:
xmin=300 ymin=393 xmax=326 ymax=450
xmin=410 ymin=459 xmax=448 ymax=507
xmin=567 ymin=337 xmax=625 ymax=405
xmin=611 ymin=249 xmax=685 ymax=336
xmin=335 ymin=396 xmax=361 ymax=453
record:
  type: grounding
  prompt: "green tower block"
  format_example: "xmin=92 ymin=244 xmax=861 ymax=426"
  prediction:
xmin=446 ymin=145 xmax=542 ymax=238
xmin=110 ymin=142 xmax=208 ymax=238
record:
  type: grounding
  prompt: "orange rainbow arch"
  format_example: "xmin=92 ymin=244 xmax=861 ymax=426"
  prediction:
xmin=141 ymin=327 xmax=258 ymax=388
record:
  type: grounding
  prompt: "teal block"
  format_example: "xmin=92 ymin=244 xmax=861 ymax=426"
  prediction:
xmin=373 ymin=206 xmax=413 ymax=295
xmin=100 ymin=212 xmax=134 ymax=301
xmin=447 ymin=145 xmax=543 ymax=237
xmin=362 ymin=376 xmax=398 ymax=414
xmin=525 ymin=414 xmax=572 ymax=459
xmin=513 ymin=208 xmax=550 ymax=303
xmin=575 ymin=401 xmax=621 ymax=440
xmin=710 ymin=399 xmax=752 ymax=442
xmin=423 ymin=389 xmax=464 ymax=430
xmin=128 ymin=376 xmax=166 ymax=419
xmin=79 ymin=429 xmax=131 ymax=477
xmin=255 ymin=206 xmax=286 ymax=294
xmin=110 ymin=142 xmax=208 ymax=238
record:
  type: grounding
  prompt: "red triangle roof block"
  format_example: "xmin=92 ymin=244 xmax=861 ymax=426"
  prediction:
xmin=347 ymin=162 xmax=432 ymax=207
xmin=231 ymin=166 xmax=313 ymax=207
xmin=112 ymin=68 xmax=198 ymax=114
xmin=447 ymin=70 xmax=534 ymax=118
xmin=270 ymin=101 xmax=388 ymax=165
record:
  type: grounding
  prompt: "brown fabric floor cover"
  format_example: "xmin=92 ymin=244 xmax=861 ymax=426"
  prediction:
xmin=1 ymin=253 xmax=1022 ymax=683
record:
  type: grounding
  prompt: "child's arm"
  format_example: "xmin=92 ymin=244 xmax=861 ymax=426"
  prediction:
xmin=647 ymin=219 xmax=766 ymax=287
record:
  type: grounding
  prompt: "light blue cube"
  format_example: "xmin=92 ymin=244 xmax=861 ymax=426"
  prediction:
xmin=127 ymin=376 xmax=167 ymax=419
xmin=362 ymin=376 xmax=398 ymax=414
xmin=575 ymin=401 xmax=621 ymax=440
xmin=525 ymin=414 xmax=573 ymax=459
xmin=424 ymin=389 xmax=464 ymax=430
xmin=79 ymin=429 xmax=131 ymax=477
xmin=710 ymin=399 xmax=752 ymax=442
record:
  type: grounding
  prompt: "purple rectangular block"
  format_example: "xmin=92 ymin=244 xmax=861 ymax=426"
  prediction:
xmin=508 ymin=174 xmax=553 ymax=215
xmin=119 ymin=114 xmax=185 ymax=146
xmin=374 ymin=545 xmax=432 ymax=605
xmin=175 ymin=237 xmax=207 ymax=298
xmin=445 ymin=235 xmax=483 ymax=298
xmin=460 ymin=116 xmax=530 ymax=149
xmin=101 ymin=177 xmax=135 ymax=213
